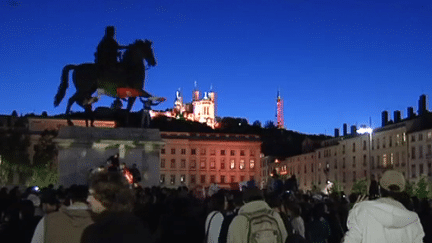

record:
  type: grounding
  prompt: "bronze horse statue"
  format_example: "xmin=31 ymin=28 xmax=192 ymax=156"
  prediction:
xmin=54 ymin=39 xmax=156 ymax=126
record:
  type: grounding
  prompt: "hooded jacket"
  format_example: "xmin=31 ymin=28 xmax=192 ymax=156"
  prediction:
xmin=227 ymin=200 xmax=288 ymax=243
xmin=31 ymin=202 xmax=93 ymax=243
xmin=343 ymin=197 xmax=424 ymax=243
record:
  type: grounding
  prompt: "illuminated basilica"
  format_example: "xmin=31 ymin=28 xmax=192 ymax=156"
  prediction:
xmin=150 ymin=85 xmax=218 ymax=129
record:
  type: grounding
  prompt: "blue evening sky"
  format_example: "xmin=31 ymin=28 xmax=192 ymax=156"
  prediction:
xmin=1 ymin=0 xmax=431 ymax=135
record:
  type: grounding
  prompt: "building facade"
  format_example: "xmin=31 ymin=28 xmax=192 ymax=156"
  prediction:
xmin=159 ymin=132 xmax=262 ymax=189
xmin=267 ymin=95 xmax=432 ymax=194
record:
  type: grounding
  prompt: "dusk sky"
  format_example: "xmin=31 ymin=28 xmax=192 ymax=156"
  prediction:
xmin=1 ymin=0 xmax=431 ymax=135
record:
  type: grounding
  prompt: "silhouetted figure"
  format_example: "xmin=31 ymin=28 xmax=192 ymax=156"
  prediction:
xmin=140 ymin=97 xmax=164 ymax=128
xmin=369 ymin=175 xmax=379 ymax=199
xmin=94 ymin=26 xmax=127 ymax=73
xmin=130 ymin=164 xmax=141 ymax=184
xmin=107 ymin=153 xmax=120 ymax=172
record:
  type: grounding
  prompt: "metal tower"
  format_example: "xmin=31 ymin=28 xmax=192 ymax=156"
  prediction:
xmin=276 ymin=90 xmax=284 ymax=129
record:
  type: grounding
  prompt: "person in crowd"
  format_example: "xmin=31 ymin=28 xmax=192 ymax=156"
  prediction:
xmin=130 ymin=163 xmax=142 ymax=184
xmin=419 ymin=198 xmax=432 ymax=243
xmin=155 ymin=193 xmax=203 ymax=243
xmin=219 ymin=190 xmax=243 ymax=243
xmin=204 ymin=190 xmax=227 ymax=243
xmin=286 ymin=202 xmax=305 ymax=238
xmin=107 ymin=153 xmax=120 ymax=172
xmin=31 ymin=185 xmax=93 ymax=243
xmin=227 ymin=187 xmax=288 ymax=243
xmin=40 ymin=189 xmax=60 ymax=215
xmin=308 ymin=203 xmax=331 ymax=243
xmin=80 ymin=170 xmax=151 ymax=243
xmin=342 ymin=170 xmax=425 ymax=243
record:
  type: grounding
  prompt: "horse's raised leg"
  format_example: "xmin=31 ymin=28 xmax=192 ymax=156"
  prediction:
xmin=125 ymin=97 xmax=137 ymax=127
xmin=66 ymin=94 xmax=79 ymax=126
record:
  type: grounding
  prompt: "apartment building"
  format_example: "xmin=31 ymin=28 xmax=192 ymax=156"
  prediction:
xmin=266 ymin=95 xmax=432 ymax=194
xmin=159 ymin=132 xmax=262 ymax=189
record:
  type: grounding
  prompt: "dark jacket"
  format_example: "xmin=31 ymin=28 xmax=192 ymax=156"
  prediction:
xmin=81 ymin=211 xmax=152 ymax=243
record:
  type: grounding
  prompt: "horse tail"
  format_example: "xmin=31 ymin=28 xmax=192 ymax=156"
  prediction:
xmin=54 ymin=64 xmax=76 ymax=107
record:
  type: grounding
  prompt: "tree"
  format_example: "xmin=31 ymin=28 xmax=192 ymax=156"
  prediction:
xmin=33 ymin=130 xmax=58 ymax=169
xmin=264 ymin=120 xmax=276 ymax=129
xmin=252 ymin=120 xmax=262 ymax=128
xmin=351 ymin=178 xmax=368 ymax=195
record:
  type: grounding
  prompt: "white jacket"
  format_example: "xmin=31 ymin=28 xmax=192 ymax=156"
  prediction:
xmin=343 ymin=197 xmax=424 ymax=243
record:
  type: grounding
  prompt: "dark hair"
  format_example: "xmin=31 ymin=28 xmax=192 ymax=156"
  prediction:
xmin=68 ymin=185 xmax=88 ymax=203
xmin=286 ymin=202 xmax=301 ymax=217
xmin=89 ymin=171 xmax=135 ymax=212
xmin=208 ymin=190 xmax=225 ymax=212
xmin=243 ymin=187 xmax=264 ymax=203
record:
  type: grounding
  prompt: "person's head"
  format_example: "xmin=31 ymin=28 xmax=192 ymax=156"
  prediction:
xmin=87 ymin=171 xmax=135 ymax=214
xmin=380 ymin=170 xmax=406 ymax=199
xmin=286 ymin=202 xmax=301 ymax=218
xmin=105 ymin=26 xmax=115 ymax=38
xmin=68 ymin=185 xmax=88 ymax=203
xmin=243 ymin=187 xmax=264 ymax=203
xmin=208 ymin=190 xmax=226 ymax=212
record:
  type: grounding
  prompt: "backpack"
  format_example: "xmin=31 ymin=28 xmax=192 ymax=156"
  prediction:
xmin=240 ymin=208 xmax=283 ymax=243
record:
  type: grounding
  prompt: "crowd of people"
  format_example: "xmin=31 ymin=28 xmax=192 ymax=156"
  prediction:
xmin=0 ymin=168 xmax=430 ymax=243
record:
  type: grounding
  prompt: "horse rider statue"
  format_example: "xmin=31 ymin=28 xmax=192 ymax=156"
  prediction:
xmin=94 ymin=26 xmax=128 ymax=74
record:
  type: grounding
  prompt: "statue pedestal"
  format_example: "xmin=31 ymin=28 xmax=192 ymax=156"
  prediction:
xmin=54 ymin=126 xmax=163 ymax=187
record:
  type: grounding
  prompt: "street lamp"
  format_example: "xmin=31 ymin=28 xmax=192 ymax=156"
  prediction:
xmin=357 ymin=126 xmax=374 ymax=186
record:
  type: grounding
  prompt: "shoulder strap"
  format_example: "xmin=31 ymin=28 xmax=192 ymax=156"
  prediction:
xmin=205 ymin=211 xmax=219 ymax=243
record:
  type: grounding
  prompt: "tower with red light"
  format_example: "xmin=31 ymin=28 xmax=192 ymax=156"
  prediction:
xmin=276 ymin=90 xmax=284 ymax=129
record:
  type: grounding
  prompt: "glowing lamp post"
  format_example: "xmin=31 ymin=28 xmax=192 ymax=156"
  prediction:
xmin=357 ymin=126 xmax=373 ymax=178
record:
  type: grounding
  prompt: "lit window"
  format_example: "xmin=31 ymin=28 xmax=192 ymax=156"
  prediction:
xmin=240 ymin=159 xmax=245 ymax=170
xmin=180 ymin=175 xmax=185 ymax=184
xmin=160 ymin=174 xmax=165 ymax=184
xmin=250 ymin=159 xmax=255 ymax=169
xmin=230 ymin=159 xmax=235 ymax=169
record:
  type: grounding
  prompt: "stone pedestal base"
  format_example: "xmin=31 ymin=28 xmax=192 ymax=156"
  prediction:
xmin=54 ymin=126 xmax=163 ymax=188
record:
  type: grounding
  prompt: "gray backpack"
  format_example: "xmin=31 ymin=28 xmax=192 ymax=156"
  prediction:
xmin=240 ymin=208 xmax=283 ymax=243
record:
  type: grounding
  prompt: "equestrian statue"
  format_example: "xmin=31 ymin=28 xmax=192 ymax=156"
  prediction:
xmin=54 ymin=26 xmax=157 ymax=126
